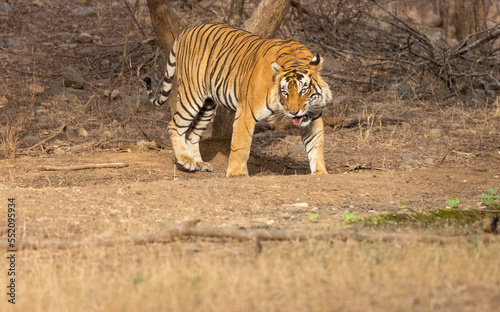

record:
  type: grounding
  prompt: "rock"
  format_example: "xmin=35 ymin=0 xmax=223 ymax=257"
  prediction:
xmin=37 ymin=115 xmax=52 ymax=125
xmin=62 ymin=67 xmax=85 ymax=89
xmin=53 ymin=148 xmax=66 ymax=155
xmin=423 ymin=158 xmax=434 ymax=165
xmin=72 ymin=7 xmax=97 ymax=17
xmin=61 ymin=32 xmax=72 ymax=42
xmin=0 ymin=2 xmax=14 ymax=16
xmin=455 ymin=129 xmax=466 ymax=137
xmin=78 ymin=47 xmax=92 ymax=55
xmin=111 ymin=89 xmax=120 ymax=100
xmin=77 ymin=32 xmax=93 ymax=43
xmin=29 ymin=84 xmax=45 ymax=96
xmin=428 ymin=128 xmax=443 ymax=138
xmin=401 ymin=122 xmax=411 ymax=130
xmin=401 ymin=152 xmax=416 ymax=165
xmin=101 ymin=59 xmax=110 ymax=66
xmin=22 ymin=135 xmax=41 ymax=147
xmin=77 ymin=127 xmax=88 ymax=137
xmin=0 ymin=37 xmax=21 ymax=48
xmin=57 ymin=100 xmax=68 ymax=109
xmin=396 ymin=85 xmax=415 ymax=100
xmin=0 ymin=96 xmax=7 ymax=107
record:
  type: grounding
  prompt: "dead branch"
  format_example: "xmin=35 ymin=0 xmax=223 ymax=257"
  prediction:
xmin=20 ymin=124 xmax=67 ymax=151
xmin=39 ymin=163 xmax=129 ymax=171
xmin=6 ymin=219 xmax=500 ymax=251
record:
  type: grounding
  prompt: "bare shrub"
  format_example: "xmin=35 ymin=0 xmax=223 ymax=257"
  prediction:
xmin=303 ymin=0 xmax=500 ymax=105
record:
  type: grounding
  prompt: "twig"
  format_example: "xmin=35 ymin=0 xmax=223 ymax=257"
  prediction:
xmin=39 ymin=163 xmax=129 ymax=171
xmin=122 ymin=0 xmax=148 ymax=40
xmin=94 ymin=138 xmax=138 ymax=147
xmin=6 ymin=220 xmax=500 ymax=250
xmin=21 ymin=124 xmax=67 ymax=151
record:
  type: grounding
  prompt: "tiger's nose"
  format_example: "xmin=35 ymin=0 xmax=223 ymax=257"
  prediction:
xmin=289 ymin=110 xmax=299 ymax=116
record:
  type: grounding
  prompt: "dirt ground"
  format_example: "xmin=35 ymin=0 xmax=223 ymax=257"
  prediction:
xmin=0 ymin=0 xmax=499 ymax=311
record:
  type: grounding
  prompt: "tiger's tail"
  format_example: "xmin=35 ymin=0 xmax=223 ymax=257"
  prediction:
xmin=143 ymin=41 xmax=177 ymax=107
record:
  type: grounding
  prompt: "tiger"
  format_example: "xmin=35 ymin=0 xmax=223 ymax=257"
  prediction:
xmin=144 ymin=23 xmax=332 ymax=178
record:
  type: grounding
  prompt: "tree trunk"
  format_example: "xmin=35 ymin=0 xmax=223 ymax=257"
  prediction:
xmin=441 ymin=0 xmax=486 ymax=41
xmin=212 ymin=0 xmax=292 ymax=139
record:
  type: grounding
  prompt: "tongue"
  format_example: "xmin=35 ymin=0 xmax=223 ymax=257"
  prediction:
xmin=292 ymin=117 xmax=304 ymax=126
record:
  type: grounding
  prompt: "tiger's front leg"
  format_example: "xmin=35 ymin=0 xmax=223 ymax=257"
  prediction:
xmin=300 ymin=116 xmax=328 ymax=174
xmin=226 ymin=109 xmax=257 ymax=178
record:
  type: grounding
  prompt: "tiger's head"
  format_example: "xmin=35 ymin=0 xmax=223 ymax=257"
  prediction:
xmin=271 ymin=54 xmax=332 ymax=127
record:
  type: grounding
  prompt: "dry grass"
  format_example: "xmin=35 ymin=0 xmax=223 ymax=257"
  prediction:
xmin=0 ymin=125 xmax=18 ymax=159
xmin=5 ymin=238 xmax=498 ymax=312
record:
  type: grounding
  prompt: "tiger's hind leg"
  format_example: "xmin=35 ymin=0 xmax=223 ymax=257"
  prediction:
xmin=168 ymin=99 xmax=215 ymax=172
xmin=185 ymin=100 xmax=216 ymax=172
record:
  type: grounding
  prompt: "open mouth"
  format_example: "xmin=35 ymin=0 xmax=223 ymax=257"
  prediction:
xmin=292 ymin=113 xmax=309 ymax=126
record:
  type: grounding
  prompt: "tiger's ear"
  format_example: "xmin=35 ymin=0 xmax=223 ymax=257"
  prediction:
xmin=271 ymin=62 xmax=283 ymax=75
xmin=309 ymin=53 xmax=322 ymax=71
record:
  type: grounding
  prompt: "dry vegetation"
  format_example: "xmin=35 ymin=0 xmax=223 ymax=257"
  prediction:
xmin=0 ymin=0 xmax=499 ymax=311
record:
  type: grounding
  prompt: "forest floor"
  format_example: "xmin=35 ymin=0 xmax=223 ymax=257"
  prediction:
xmin=0 ymin=0 xmax=499 ymax=311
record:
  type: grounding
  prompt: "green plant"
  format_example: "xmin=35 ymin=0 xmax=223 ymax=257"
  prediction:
xmin=480 ymin=187 xmax=499 ymax=207
xmin=446 ymin=198 xmax=460 ymax=208
xmin=309 ymin=213 xmax=319 ymax=222
xmin=342 ymin=210 xmax=358 ymax=224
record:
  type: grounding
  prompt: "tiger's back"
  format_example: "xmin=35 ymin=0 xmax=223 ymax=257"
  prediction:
xmin=144 ymin=23 xmax=332 ymax=177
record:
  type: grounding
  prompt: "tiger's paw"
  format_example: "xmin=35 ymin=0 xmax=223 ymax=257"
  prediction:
xmin=196 ymin=161 xmax=213 ymax=172
xmin=226 ymin=169 xmax=249 ymax=178
xmin=176 ymin=155 xmax=213 ymax=172
xmin=312 ymin=168 xmax=328 ymax=175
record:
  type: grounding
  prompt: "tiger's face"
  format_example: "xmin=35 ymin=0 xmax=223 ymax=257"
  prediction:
xmin=271 ymin=54 xmax=331 ymax=127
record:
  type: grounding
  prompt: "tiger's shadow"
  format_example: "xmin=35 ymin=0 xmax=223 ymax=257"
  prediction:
xmin=199 ymin=133 xmax=311 ymax=176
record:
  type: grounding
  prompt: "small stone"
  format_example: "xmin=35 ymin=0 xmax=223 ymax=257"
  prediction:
xmin=57 ymin=100 xmax=68 ymax=109
xmin=77 ymin=127 xmax=88 ymax=137
xmin=101 ymin=59 xmax=110 ymax=66
xmin=22 ymin=135 xmax=41 ymax=147
xmin=423 ymin=158 xmax=434 ymax=165
xmin=37 ymin=115 xmax=52 ymax=125
xmin=290 ymin=202 xmax=309 ymax=208
xmin=53 ymin=148 xmax=66 ymax=155
xmin=401 ymin=152 xmax=414 ymax=162
xmin=111 ymin=89 xmax=120 ymax=100
xmin=29 ymin=84 xmax=45 ymax=96
xmin=455 ymin=129 xmax=466 ymax=137
xmin=428 ymin=128 xmax=443 ymax=138
xmin=293 ymin=144 xmax=303 ymax=152
xmin=78 ymin=47 xmax=92 ymax=55
xmin=385 ymin=125 xmax=394 ymax=131
xmin=0 ymin=37 xmax=21 ymax=48
xmin=396 ymin=85 xmax=415 ymax=100
xmin=62 ymin=67 xmax=85 ymax=89
xmin=61 ymin=32 xmax=72 ymax=42
xmin=72 ymin=7 xmax=98 ymax=17
xmin=0 ymin=96 xmax=7 ymax=107
xmin=77 ymin=32 xmax=93 ymax=43
xmin=401 ymin=122 xmax=411 ymax=130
